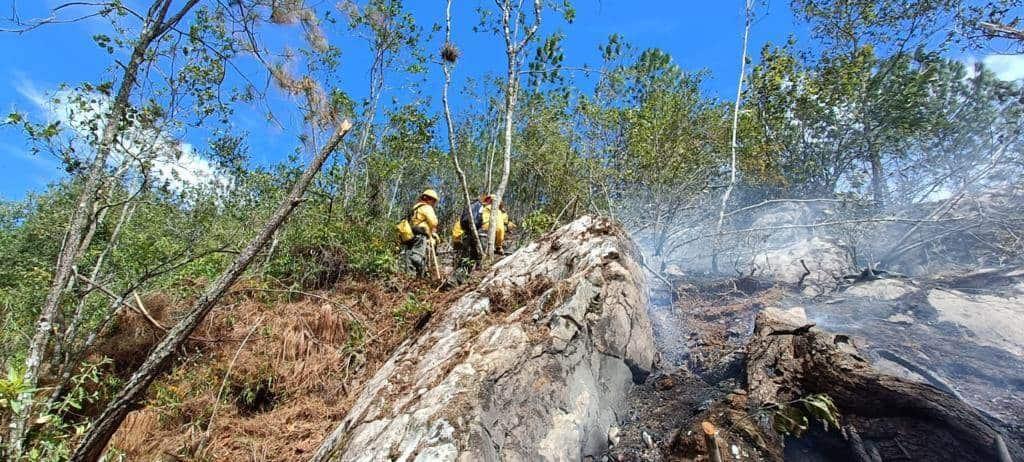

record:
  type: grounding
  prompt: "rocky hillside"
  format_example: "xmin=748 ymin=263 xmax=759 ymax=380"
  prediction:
xmin=313 ymin=216 xmax=655 ymax=461
xmin=105 ymin=214 xmax=1023 ymax=461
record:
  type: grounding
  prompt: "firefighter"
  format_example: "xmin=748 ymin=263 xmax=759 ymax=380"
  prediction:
xmin=494 ymin=201 xmax=514 ymax=255
xmin=400 ymin=189 xmax=439 ymax=277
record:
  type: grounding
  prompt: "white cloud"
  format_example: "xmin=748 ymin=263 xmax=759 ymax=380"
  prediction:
xmin=15 ymin=77 xmax=230 ymax=194
xmin=14 ymin=77 xmax=48 ymax=110
xmin=981 ymin=55 xmax=1024 ymax=81
xmin=963 ymin=54 xmax=1024 ymax=81
xmin=149 ymin=143 xmax=226 ymax=192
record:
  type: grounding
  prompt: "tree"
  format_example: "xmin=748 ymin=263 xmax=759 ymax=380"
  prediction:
xmin=336 ymin=0 xmax=424 ymax=212
xmin=792 ymin=0 xmax=961 ymax=206
xmin=440 ymin=0 xmax=484 ymax=260
xmin=484 ymin=0 xmax=544 ymax=258
xmin=713 ymin=0 xmax=755 ymax=272
xmin=66 ymin=0 xmax=359 ymax=456
xmin=6 ymin=1 xmax=202 ymax=455
xmin=69 ymin=119 xmax=352 ymax=461
xmin=587 ymin=46 xmax=729 ymax=255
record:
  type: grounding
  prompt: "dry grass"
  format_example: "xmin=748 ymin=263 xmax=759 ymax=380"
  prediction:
xmin=107 ymin=276 xmax=476 ymax=461
xmin=94 ymin=293 xmax=178 ymax=374
xmin=481 ymin=275 xmax=554 ymax=313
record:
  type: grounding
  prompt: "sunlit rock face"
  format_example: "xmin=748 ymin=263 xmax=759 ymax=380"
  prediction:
xmin=927 ymin=287 xmax=1024 ymax=357
xmin=747 ymin=201 xmax=816 ymax=247
xmin=314 ymin=216 xmax=655 ymax=462
xmin=843 ymin=278 xmax=915 ymax=300
xmin=806 ymin=266 xmax=1024 ymax=437
xmin=747 ymin=236 xmax=854 ymax=296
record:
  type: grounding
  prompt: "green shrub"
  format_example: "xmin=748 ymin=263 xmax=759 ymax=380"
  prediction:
xmin=772 ymin=393 xmax=841 ymax=437
xmin=392 ymin=294 xmax=432 ymax=325
xmin=520 ymin=210 xmax=556 ymax=239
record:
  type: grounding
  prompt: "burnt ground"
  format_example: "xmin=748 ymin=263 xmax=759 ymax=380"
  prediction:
xmin=610 ymin=270 xmax=1024 ymax=461
xmin=804 ymin=275 xmax=1024 ymax=447
xmin=606 ymin=371 xmax=728 ymax=462
xmin=608 ymin=277 xmax=782 ymax=461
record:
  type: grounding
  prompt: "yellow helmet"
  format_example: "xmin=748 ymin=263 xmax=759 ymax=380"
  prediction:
xmin=421 ymin=189 xmax=439 ymax=201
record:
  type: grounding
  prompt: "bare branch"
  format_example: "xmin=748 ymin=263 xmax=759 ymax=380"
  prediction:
xmin=980 ymin=21 xmax=1024 ymax=42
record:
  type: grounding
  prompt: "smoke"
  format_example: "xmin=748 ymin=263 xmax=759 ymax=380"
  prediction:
xmin=623 ymin=177 xmax=1024 ymax=286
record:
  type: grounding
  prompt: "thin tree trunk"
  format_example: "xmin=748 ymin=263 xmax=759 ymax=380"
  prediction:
xmin=68 ymin=120 xmax=352 ymax=462
xmin=711 ymin=0 xmax=753 ymax=274
xmin=52 ymin=159 xmax=133 ymax=372
xmin=9 ymin=1 xmax=200 ymax=453
xmin=387 ymin=166 xmax=403 ymax=219
xmin=51 ymin=195 xmax=139 ymax=406
xmin=489 ymin=0 xmax=541 ymax=259
xmin=869 ymin=151 xmax=886 ymax=206
xmin=489 ymin=54 xmax=516 ymax=258
xmin=350 ymin=71 xmax=384 ymax=209
xmin=441 ymin=0 xmax=484 ymax=260
xmin=486 ymin=119 xmax=499 ymax=194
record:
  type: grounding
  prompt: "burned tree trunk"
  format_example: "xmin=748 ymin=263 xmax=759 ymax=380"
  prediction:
xmin=746 ymin=307 xmax=1022 ymax=461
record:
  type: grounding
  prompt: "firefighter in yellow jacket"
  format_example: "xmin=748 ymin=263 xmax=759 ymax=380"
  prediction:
xmin=452 ymin=196 xmax=514 ymax=255
xmin=494 ymin=202 xmax=514 ymax=255
xmin=401 ymin=189 xmax=439 ymax=277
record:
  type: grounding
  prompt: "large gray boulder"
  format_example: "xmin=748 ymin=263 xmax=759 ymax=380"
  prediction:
xmin=747 ymin=202 xmax=815 ymax=246
xmin=747 ymin=237 xmax=854 ymax=296
xmin=313 ymin=216 xmax=656 ymax=462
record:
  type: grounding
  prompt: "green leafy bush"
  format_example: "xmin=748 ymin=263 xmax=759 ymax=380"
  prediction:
xmin=520 ymin=210 xmax=556 ymax=239
xmin=392 ymin=294 xmax=432 ymax=325
xmin=772 ymin=393 xmax=841 ymax=437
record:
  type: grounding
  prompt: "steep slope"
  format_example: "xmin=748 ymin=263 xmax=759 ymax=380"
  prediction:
xmin=313 ymin=216 xmax=656 ymax=461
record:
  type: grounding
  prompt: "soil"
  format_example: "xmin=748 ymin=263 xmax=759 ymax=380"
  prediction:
xmin=608 ymin=276 xmax=781 ymax=461
xmin=605 ymin=371 xmax=722 ymax=462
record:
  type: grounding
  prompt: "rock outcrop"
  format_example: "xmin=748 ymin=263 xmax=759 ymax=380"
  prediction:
xmin=747 ymin=237 xmax=853 ymax=296
xmin=313 ymin=216 xmax=656 ymax=462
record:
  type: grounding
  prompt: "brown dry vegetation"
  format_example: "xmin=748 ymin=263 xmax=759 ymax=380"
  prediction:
xmin=105 ymin=276 xmax=476 ymax=461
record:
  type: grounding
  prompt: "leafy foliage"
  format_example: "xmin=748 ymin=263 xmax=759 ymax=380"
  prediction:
xmin=772 ymin=393 xmax=842 ymax=437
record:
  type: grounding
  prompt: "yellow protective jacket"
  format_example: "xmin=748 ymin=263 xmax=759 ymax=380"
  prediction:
xmin=451 ymin=205 xmax=514 ymax=246
xmin=410 ymin=201 xmax=438 ymax=236
xmin=452 ymin=220 xmax=465 ymax=243
xmin=495 ymin=209 xmax=514 ymax=248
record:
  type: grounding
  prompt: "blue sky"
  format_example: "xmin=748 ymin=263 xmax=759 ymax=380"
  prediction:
xmin=1 ymin=0 xmax=1020 ymax=201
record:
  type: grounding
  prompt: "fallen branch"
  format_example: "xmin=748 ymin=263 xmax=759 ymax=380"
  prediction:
xmin=796 ymin=259 xmax=811 ymax=289
xmin=550 ymin=194 xmax=579 ymax=232
xmin=980 ymin=21 xmax=1024 ymax=41
xmin=722 ymin=198 xmax=849 ymax=219
xmin=671 ymin=216 xmax=969 ymax=251
xmin=68 ymin=119 xmax=353 ymax=462
xmin=73 ymin=273 xmax=217 ymax=343
xmin=637 ymin=252 xmax=675 ymax=294
xmin=702 ymin=421 xmax=723 ymax=462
